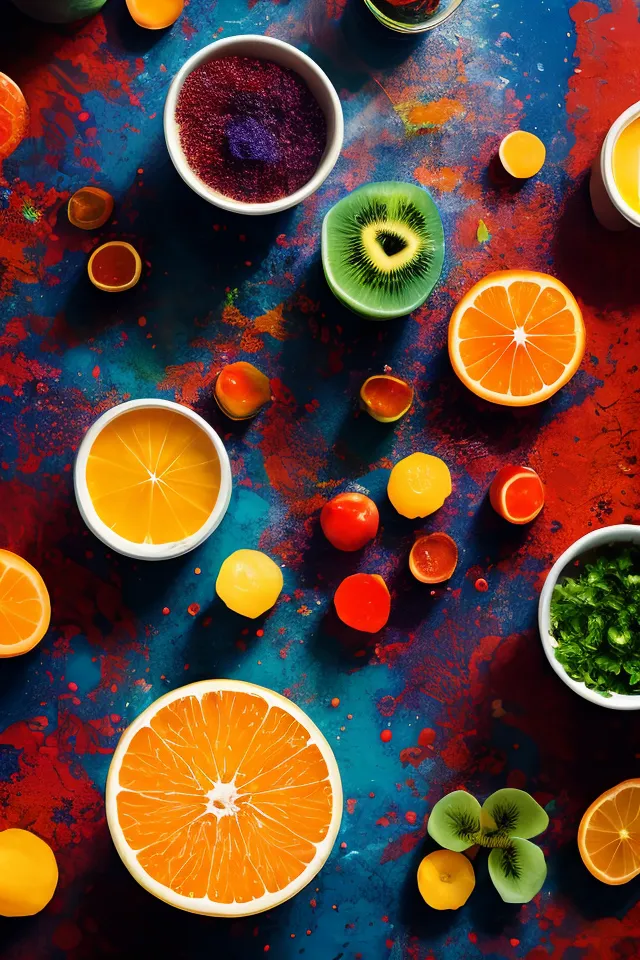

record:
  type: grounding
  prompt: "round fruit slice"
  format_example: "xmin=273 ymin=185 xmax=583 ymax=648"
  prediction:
xmin=417 ymin=850 xmax=475 ymax=910
xmin=448 ymin=270 xmax=585 ymax=406
xmin=578 ymin=780 xmax=640 ymax=885
xmin=499 ymin=131 xmax=546 ymax=179
xmin=0 ymin=73 xmax=29 ymax=160
xmin=321 ymin=181 xmax=444 ymax=320
xmin=0 ymin=549 xmax=51 ymax=659
xmin=82 ymin=405 xmax=222 ymax=546
xmin=106 ymin=679 xmax=342 ymax=916
xmin=409 ymin=532 xmax=458 ymax=583
xmin=489 ymin=465 xmax=544 ymax=523
xmin=360 ymin=374 xmax=413 ymax=422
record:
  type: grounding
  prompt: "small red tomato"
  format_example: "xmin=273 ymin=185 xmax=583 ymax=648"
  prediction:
xmin=489 ymin=465 xmax=544 ymax=524
xmin=320 ymin=493 xmax=379 ymax=552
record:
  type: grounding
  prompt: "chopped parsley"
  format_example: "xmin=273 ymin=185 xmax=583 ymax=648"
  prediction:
xmin=550 ymin=546 xmax=640 ymax=697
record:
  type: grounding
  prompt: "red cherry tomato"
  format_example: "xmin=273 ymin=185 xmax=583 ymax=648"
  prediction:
xmin=320 ymin=493 xmax=379 ymax=552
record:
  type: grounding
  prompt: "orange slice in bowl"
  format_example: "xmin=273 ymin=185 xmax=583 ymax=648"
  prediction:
xmin=106 ymin=679 xmax=342 ymax=915
xmin=448 ymin=270 xmax=585 ymax=406
xmin=0 ymin=550 xmax=51 ymax=659
xmin=88 ymin=241 xmax=141 ymax=292
xmin=578 ymin=780 xmax=640 ymax=885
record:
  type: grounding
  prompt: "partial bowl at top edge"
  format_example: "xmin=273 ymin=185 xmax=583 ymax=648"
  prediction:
xmin=163 ymin=35 xmax=344 ymax=216
xmin=538 ymin=523 xmax=640 ymax=711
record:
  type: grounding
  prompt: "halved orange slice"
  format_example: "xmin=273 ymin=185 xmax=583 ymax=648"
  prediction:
xmin=448 ymin=271 xmax=585 ymax=406
xmin=0 ymin=550 xmax=51 ymax=659
xmin=106 ymin=679 xmax=342 ymax=916
xmin=0 ymin=73 xmax=29 ymax=161
xmin=578 ymin=780 xmax=640 ymax=885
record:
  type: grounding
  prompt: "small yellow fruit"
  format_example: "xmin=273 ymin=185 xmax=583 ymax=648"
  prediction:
xmin=216 ymin=549 xmax=283 ymax=619
xmin=0 ymin=829 xmax=58 ymax=917
xmin=417 ymin=849 xmax=475 ymax=910
xmin=387 ymin=452 xmax=452 ymax=519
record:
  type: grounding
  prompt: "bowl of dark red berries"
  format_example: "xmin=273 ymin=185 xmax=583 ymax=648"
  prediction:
xmin=164 ymin=35 xmax=344 ymax=216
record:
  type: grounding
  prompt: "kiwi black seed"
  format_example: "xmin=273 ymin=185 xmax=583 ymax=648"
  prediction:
xmin=321 ymin=181 xmax=445 ymax=320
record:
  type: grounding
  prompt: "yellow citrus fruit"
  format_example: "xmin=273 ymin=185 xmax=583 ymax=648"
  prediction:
xmin=0 ymin=829 xmax=58 ymax=917
xmin=0 ymin=549 xmax=51 ymax=659
xmin=387 ymin=453 xmax=452 ymax=519
xmin=216 ymin=550 xmax=283 ymax=618
xmin=417 ymin=849 xmax=475 ymax=910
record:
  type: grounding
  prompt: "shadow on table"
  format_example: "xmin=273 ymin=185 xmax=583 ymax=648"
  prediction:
xmin=339 ymin=0 xmax=428 ymax=71
xmin=553 ymin=173 xmax=640 ymax=313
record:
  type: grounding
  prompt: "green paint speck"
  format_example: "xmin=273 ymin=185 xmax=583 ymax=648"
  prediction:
xmin=477 ymin=220 xmax=490 ymax=243
xmin=22 ymin=201 xmax=41 ymax=223
xmin=224 ymin=287 xmax=239 ymax=307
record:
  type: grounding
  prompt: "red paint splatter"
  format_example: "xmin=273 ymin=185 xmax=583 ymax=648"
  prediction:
xmin=331 ymin=697 xmax=340 ymax=707
xmin=187 ymin=602 xmax=200 ymax=616
xmin=380 ymin=729 xmax=392 ymax=743
xmin=162 ymin=606 xmax=170 ymax=615
xmin=346 ymin=798 xmax=357 ymax=814
xmin=474 ymin=578 xmax=488 ymax=592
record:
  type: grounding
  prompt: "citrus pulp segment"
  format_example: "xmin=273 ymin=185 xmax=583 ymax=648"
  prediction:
xmin=0 ymin=549 xmax=51 ymax=659
xmin=578 ymin=779 xmax=640 ymax=885
xmin=85 ymin=407 xmax=221 ymax=545
xmin=448 ymin=271 xmax=585 ymax=406
xmin=106 ymin=679 xmax=342 ymax=916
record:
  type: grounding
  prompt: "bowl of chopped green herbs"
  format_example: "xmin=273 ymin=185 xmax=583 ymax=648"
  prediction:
xmin=539 ymin=524 xmax=640 ymax=709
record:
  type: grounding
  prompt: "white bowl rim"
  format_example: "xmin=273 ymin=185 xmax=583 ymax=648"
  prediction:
xmin=538 ymin=523 xmax=640 ymax=710
xmin=74 ymin=398 xmax=232 ymax=561
xmin=601 ymin=100 xmax=640 ymax=229
xmin=163 ymin=35 xmax=344 ymax=216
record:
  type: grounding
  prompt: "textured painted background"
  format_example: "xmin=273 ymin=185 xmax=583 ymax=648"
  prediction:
xmin=1 ymin=0 xmax=640 ymax=957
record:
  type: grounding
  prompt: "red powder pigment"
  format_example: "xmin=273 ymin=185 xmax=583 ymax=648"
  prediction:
xmin=176 ymin=56 xmax=327 ymax=204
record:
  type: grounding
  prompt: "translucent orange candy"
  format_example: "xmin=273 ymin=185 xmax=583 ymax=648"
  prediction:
xmin=0 ymin=73 xmax=29 ymax=160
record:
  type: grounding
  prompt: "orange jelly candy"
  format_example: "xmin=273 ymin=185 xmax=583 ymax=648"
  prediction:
xmin=68 ymin=187 xmax=114 ymax=230
xmin=489 ymin=465 xmax=544 ymax=524
xmin=334 ymin=573 xmax=390 ymax=633
xmin=215 ymin=362 xmax=271 ymax=420
xmin=88 ymin=241 xmax=141 ymax=293
xmin=0 ymin=73 xmax=29 ymax=160
xmin=409 ymin=532 xmax=458 ymax=584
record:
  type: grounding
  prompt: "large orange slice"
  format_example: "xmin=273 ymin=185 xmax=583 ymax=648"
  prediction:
xmin=0 ymin=550 xmax=51 ymax=659
xmin=106 ymin=680 xmax=342 ymax=916
xmin=84 ymin=406 xmax=221 ymax=545
xmin=448 ymin=270 xmax=585 ymax=406
xmin=578 ymin=780 xmax=640 ymax=885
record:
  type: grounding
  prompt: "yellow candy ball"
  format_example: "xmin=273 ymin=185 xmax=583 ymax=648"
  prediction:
xmin=216 ymin=549 xmax=283 ymax=619
xmin=417 ymin=850 xmax=475 ymax=910
xmin=0 ymin=829 xmax=58 ymax=917
xmin=387 ymin=452 xmax=452 ymax=519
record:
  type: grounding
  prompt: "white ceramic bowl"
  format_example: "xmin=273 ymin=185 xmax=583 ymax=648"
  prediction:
xmin=74 ymin=399 xmax=232 ymax=561
xmin=590 ymin=100 xmax=640 ymax=231
xmin=164 ymin=35 xmax=344 ymax=216
xmin=539 ymin=524 xmax=640 ymax=710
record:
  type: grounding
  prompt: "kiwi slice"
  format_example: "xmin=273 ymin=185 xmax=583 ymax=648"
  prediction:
xmin=321 ymin=181 xmax=445 ymax=320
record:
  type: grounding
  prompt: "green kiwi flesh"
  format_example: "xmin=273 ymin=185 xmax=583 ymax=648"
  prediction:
xmin=321 ymin=181 xmax=445 ymax=320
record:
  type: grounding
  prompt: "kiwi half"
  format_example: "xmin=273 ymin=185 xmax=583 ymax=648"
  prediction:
xmin=321 ymin=181 xmax=445 ymax=320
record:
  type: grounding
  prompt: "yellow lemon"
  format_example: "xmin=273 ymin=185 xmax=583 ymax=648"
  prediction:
xmin=0 ymin=829 xmax=58 ymax=917
xmin=387 ymin=453 xmax=452 ymax=519
xmin=216 ymin=549 xmax=283 ymax=619
xmin=417 ymin=850 xmax=475 ymax=910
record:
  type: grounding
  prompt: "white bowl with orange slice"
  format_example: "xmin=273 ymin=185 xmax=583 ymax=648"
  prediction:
xmin=448 ymin=270 xmax=585 ymax=406
xmin=74 ymin=399 xmax=232 ymax=560
xmin=106 ymin=679 xmax=343 ymax=916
